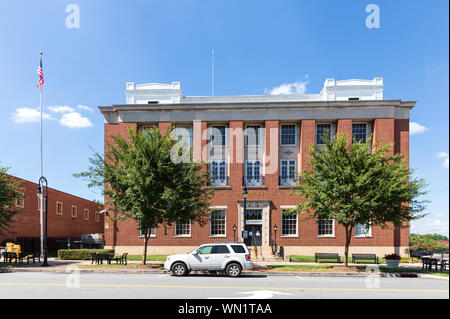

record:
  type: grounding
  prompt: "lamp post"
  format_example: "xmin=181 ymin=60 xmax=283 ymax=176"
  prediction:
xmin=233 ymin=224 xmax=237 ymax=242
xmin=273 ymin=224 xmax=278 ymax=252
xmin=243 ymin=184 xmax=248 ymax=244
xmin=37 ymin=176 xmax=49 ymax=267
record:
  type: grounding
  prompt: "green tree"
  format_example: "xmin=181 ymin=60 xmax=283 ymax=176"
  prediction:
xmin=287 ymin=132 xmax=428 ymax=266
xmin=0 ymin=166 xmax=21 ymax=236
xmin=75 ymin=125 xmax=212 ymax=264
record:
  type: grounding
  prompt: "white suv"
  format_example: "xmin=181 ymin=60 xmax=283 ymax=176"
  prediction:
xmin=164 ymin=242 xmax=253 ymax=277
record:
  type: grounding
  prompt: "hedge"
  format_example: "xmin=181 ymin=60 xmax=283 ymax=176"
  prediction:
xmin=58 ymin=249 xmax=115 ymax=260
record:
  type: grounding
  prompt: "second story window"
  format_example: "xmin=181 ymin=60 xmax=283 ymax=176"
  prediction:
xmin=316 ymin=124 xmax=332 ymax=145
xmin=280 ymin=160 xmax=297 ymax=186
xmin=15 ymin=193 xmax=24 ymax=208
xmin=245 ymin=125 xmax=261 ymax=146
xmin=84 ymin=209 xmax=89 ymax=220
xmin=71 ymin=206 xmax=77 ymax=218
xmin=280 ymin=124 xmax=297 ymax=146
xmin=56 ymin=202 xmax=63 ymax=215
xmin=210 ymin=126 xmax=226 ymax=146
xmin=352 ymin=123 xmax=368 ymax=144
xmin=210 ymin=161 xmax=227 ymax=186
xmin=245 ymin=161 xmax=262 ymax=186
xmin=174 ymin=126 xmax=193 ymax=147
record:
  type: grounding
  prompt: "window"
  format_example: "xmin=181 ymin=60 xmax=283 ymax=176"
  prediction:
xmin=174 ymin=126 xmax=193 ymax=147
xmin=280 ymin=160 xmax=297 ymax=186
xmin=280 ymin=124 xmax=297 ymax=146
xmin=212 ymin=245 xmax=230 ymax=254
xmin=71 ymin=206 xmax=77 ymax=218
xmin=210 ymin=126 xmax=226 ymax=146
xmin=95 ymin=211 xmax=100 ymax=222
xmin=231 ymin=245 xmax=246 ymax=254
xmin=245 ymin=125 xmax=261 ymax=146
xmin=84 ymin=209 xmax=89 ymax=220
xmin=210 ymin=210 xmax=226 ymax=236
xmin=139 ymin=227 xmax=156 ymax=237
xmin=196 ymin=245 xmax=213 ymax=254
xmin=245 ymin=161 xmax=262 ymax=186
xmin=355 ymin=224 xmax=372 ymax=237
xmin=316 ymin=124 xmax=332 ymax=145
xmin=245 ymin=209 xmax=262 ymax=221
xmin=210 ymin=161 xmax=227 ymax=186
xmin=56 ymin=202 xmax=63 ymax=215
xmin=175 ymin=222 xmax=191 ymax=236
xmin=282 ymin=211 xmax=298 ymax=236
xmin=15 ymin=193 xmax=24 ymax=208
xmin=352 ymin=123 xmax=368 ymax=144
xmin=318 ymin=219 xmax=334 ymax=236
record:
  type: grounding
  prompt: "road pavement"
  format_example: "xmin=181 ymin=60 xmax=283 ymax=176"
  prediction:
xmin=0 ymin=271 xmax=447 ymax=299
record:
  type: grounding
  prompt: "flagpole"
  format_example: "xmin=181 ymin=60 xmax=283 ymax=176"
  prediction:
xmin=39 ymin=52 xmax=44 ymax=258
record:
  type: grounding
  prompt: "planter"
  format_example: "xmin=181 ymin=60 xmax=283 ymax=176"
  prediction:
xmin=385 ymin=259 xmax=400 ymax=268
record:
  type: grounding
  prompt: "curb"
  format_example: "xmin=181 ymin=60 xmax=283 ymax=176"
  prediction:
xmin=0 ymin=267 xmax=428 ymax=278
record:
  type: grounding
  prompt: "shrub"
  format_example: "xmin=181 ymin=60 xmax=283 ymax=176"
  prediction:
xmin=58 ymin=249 xmax=115 ymax=260
xmin=384 ymin=253 xmax=401 ymax=260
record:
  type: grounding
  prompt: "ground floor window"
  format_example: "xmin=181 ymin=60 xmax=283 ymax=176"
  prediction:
xmin=139 ymin=227 xmax=156 ymax=237
xmin=210 ymin=209 xmax=226 ymax=236
xmin=281 ymin=210 xmax=298 ymax=236
xmin=354 ymin=223 xmax=371 ymax=237
xmin=318 ymin=219 xmax=334 ymax=236
xmin=175 ymin=222 xmax=191 ymax=236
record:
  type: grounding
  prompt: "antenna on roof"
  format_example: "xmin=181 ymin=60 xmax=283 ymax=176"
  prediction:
xmin=211 ymin=48 xmax=214 ymax=96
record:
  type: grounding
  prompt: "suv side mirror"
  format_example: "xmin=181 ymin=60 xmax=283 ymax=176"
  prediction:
xmin=192 ymin=250 xmax=198 ymax=255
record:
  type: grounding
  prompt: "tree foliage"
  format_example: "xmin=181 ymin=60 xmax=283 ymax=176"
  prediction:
xmin=75 ymin=125 xmax=213 ymax=264
xmin=0 ymin=166 xmax=21 ymax=236
xmin=288 ymin=132 xmax=428 ymax=265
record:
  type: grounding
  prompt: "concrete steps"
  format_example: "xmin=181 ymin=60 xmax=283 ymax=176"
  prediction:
xmin=249 ymin=246 xmax=284 ymax=262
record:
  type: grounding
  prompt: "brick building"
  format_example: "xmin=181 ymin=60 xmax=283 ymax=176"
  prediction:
xmin=0 ymin=176 xmax=104 ymax=251
xmin=99 ymin=78 xmax=413 ymax=258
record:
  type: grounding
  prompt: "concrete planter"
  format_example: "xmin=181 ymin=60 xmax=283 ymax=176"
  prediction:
xmin=385 ymin=259 xmax=400 ymax=268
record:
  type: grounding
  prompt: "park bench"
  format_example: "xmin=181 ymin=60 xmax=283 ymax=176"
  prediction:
xmin=314 ymin=253 xmax=340 ymax=263
xmin=352 ymin=253 xmax=379 ymax=264
xmin=26 ymin=252 xmax=41 ymax=264
xmin=112 ymin=253 xmax=128 ymax=265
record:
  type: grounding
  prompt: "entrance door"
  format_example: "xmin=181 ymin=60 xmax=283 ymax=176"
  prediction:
xmin=243 ymin=209 xmax=263 ymax=246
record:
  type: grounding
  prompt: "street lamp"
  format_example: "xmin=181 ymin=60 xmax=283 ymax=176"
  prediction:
xmin=243 ymin=185 xmax=248 ymax=244
xmin=273 ymin=224 xmax=278 ymax=252
xmin=233 ymin=224 xmax=237 ymax=242
xmin=37 ymin=176 xmax=49 ymax=267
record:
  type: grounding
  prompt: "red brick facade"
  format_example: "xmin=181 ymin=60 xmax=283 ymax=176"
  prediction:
xmin=0 ymin=176 xmax=104 ymax=243
xmin=103 ymin=117 xmax=411 ymax=256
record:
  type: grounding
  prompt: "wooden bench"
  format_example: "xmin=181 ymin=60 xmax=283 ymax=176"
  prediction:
xmin=315 ymin=253 xmax=340 ymax=263
xmin=352 ymin=253 xmax=379 ymax=264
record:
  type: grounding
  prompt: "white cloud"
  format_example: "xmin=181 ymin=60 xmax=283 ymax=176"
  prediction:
xmin=409 ymin=122 xmax=428 ymax=135
xmin=411 ymin=218 xmax=449 ymax=236
xmin=436 ymin=152 xmax=449 ymax=168
xmin=59 ymin=112 xmax=93 ymax=128
xmin=265 ymin=76 xmax=309 ymax=95
xmin=77 ymin=105 xmax=94 ymax=112
xmin=48 ymin=105 xmax=74 ymax=113
xmin=12 ymin=107 xmax=52 ymax=123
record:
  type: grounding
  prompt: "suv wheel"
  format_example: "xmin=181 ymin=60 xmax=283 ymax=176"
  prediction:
xmin=226 ymin=262 xmax=242 ymax=277
xmin=171 ymin=262 xmax=188 ymax=276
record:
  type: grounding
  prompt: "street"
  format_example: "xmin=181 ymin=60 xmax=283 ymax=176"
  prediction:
xmin=0 ymin=272 xmax=447 ymax=299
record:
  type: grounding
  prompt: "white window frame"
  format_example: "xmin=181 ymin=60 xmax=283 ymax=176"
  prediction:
xmin=71 ymin=205 xmax=77 ymax=218
xmin=316 ymin=123 xmax=333 ymax=145
xmin=280 ymin=124 xmax=297 ymax=146
xmin=15 ymin=192 xmax=25 ymax=208
xmin=95 ymin=211 xmax=100 ymax=222
xmin=281 ymin=206 xmax=298 ymax=237
xmin=209 ymin=161 xmax=227 ymax=186
xmin=352 ymin=122 xmax=370 ymax=144
xmin=245 ymin=124 xmax=262 ymax=147
xmin=139 ymin=227 xmax=156 ymax=238
xmin=174 ymin=125 xmax=193 ymax=147
xmin=174 ymin=222 xmax=191 ymax=237
xmin=354 ymin=223 xmax=372 ymax=238
xmin=56 ymin=201 xmax=63 ymax=215
xmin=318 ymin=218 xmax=335 ymax=237
xmin=209 ymin=125 xmax=227 ymax=147
xmin=244 ymin=160 xmax=262 ymax=186
xmin=209 ymin=209 xmax=227 ymax=237
xmin=279 ymin=160 xmax=297 ymax=186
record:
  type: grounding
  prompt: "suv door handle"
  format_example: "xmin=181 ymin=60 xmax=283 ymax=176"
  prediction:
xmin=204 ymin=256 xmax=209 ymax=259
xmin=224 ymin=255 xmax=230 ymax=258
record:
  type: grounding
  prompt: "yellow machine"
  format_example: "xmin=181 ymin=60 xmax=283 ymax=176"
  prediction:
xmin=6 ymin=243 xmax=21 ymax=254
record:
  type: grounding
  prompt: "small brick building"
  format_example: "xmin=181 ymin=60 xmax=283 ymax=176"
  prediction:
xmin=0 ymin=176 xmax=104 ymax=252
xmin=99 ymin=78 xmax=413 ymax=258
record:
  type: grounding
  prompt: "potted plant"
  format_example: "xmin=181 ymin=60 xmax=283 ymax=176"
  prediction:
xmin=384 ymin=253 xmax=402 ymax=268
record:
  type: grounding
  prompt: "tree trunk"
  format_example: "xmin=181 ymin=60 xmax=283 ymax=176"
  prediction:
xmin=112 ymin=219 xmax=117 ymax=250
xmin=344 ymin=225 xmax=353 ymax=267
xmin=142 ymin=231 xmax=149 ymax=265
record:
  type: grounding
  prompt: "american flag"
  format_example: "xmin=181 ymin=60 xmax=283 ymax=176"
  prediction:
xmin=37 ymin=56 xmax=44 ymax=88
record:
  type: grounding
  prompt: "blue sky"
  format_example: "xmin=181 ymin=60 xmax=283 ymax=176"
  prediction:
xmin=0 ymin=0 xmax=448 ymax=235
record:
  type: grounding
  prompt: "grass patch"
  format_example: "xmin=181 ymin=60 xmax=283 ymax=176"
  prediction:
xmin=267 ymin=264 xmax=335 ymax=272
xmin=126 ymin=255 xmax=168 ymax=261
xmin=289 ymin=255 xmax=409 ymax=264
xmin=78 ymin=263 xmax=165 ymax=270
xmin=379 ymin=267 xmax=449 ymax=277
